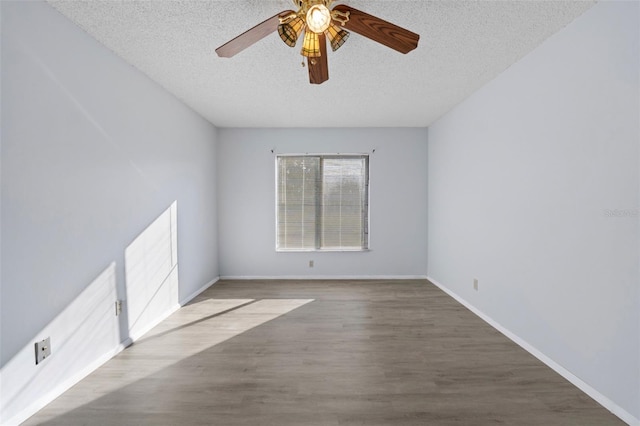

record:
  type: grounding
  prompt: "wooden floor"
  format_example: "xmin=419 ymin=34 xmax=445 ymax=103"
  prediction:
xmin=25 ymin=280 xmax=623 ymax=425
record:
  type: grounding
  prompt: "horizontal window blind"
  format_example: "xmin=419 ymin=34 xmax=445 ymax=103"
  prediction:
xmin=277 ymin=155 xmax=369 ymax=251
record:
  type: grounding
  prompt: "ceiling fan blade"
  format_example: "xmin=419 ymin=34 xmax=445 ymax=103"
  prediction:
xmin=308 ymin=33 xmax=329 ymax=84
xmin=216 ymin=10 xmax=295 ymax=58
xmin=332 ymin=5 xmax=419 ymax=54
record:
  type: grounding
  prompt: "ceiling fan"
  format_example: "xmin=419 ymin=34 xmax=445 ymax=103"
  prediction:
xmin=215 ymin=0 xmax=420 ymax=85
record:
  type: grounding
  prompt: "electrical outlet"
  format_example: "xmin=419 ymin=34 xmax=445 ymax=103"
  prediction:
xmin=35 ymin=337 xmax=51 ymax=365
xmin=309 ymin=260 xmax=314 ymax=268
xmin=473 ymin=278 xmax=479 ymax=291
xmin=115 ymin=300 xmax=123 ymax=316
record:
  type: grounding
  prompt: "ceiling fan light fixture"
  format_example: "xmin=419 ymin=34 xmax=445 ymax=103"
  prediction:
xmin=300 ymin=30 xmax=321 ymax=57
xmin=306 ymin=4 xmax=331 ymax=33
xmin=325 ymin=23 xmax=349 ymax=51
xmin=278 ymin=17 xmax=305 ymax=47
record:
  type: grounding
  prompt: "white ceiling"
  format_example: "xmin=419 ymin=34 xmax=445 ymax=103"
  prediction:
xmin=47 ymin=0 xmax=595 ymax=128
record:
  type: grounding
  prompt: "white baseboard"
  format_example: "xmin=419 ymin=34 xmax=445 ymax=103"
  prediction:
xmin=179 ymin=277 xmax=219 ymax=305
xmin=131 ymin=276 xmax=221 ymax=341
xmin=220 ymin=275 xmax=429 ymax=281
xmin=4 ymin=341 xmax=131 ymax=426
xmin=127 ymin=303 xmax=181 ymax=342
xmin=426 ymin=276 xmax=639 ymax=426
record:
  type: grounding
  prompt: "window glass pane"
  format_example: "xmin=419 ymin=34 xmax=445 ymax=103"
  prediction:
xmin=277 ymin=156 xmax=319 ymax=249
xmin=321 ymin=158 xmax=366 ymax=249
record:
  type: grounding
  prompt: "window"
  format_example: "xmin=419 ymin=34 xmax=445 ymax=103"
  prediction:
xmin=276 ymin=155 xmax=369 ymax=251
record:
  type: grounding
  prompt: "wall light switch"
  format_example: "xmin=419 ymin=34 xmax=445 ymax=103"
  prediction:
xmin=473 ymin=278 xmax=479 ymax=291
xmin=35 ymin=337 xmax=51 ymax=365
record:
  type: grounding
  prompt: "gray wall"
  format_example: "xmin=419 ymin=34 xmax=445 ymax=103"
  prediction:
xmin=1 ymin=1 xmax=219 ymax=422
xmin=427 ymin=1 xmax=639 ymax=420
xmin=217 ymin=128 xmax=428 ymax=278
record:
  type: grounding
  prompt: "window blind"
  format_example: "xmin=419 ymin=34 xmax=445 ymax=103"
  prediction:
xmin=277 ymin=155 xmax=369 ymax=251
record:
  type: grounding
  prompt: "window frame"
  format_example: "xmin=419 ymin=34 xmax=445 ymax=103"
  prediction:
xmin=275 ymin=153 xmax=370 ymax=253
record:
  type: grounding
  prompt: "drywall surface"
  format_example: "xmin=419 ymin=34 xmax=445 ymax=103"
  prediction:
xmin=0 ymin=2 xmax=218 ymax=423
xmin=217 ymin=128 xmax=428 ymax=278
xmin=427 ymin=1 xmax=638 ymax=421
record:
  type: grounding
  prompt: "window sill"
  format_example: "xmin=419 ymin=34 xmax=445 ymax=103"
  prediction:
xmin=276 ymin=248 xmax=370 ymax=253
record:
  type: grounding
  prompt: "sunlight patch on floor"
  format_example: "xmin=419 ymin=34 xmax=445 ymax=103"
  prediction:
xmin=26 ymin=298 xmax=314 ymax=423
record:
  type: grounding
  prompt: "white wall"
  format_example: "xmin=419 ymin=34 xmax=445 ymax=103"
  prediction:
xmin=217 ymin=128 xmax=428 ymax=278
xmin=427 ymin=1 xmax=639 ymax=422
xmin=0 ymin=2 xmax=219 ymax=424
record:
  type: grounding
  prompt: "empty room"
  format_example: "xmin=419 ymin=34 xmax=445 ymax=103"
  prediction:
xmin=1 ymin=0 xmax=638 ymax=425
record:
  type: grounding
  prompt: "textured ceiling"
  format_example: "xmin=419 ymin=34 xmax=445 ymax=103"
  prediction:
xmin=47 ymin=0 xmax=595 ymax=128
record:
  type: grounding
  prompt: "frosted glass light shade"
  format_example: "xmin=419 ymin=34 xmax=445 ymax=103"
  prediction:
xmin=306 ymin=4 xmax=331 ymax=33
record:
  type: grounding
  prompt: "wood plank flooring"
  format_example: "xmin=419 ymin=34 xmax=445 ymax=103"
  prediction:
xmin=24 ymin=279 xmax=624 ymax=425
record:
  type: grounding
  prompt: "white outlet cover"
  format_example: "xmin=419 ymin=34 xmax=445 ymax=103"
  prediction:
xmin=35 ymin=337 xmax=51 ymax=364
